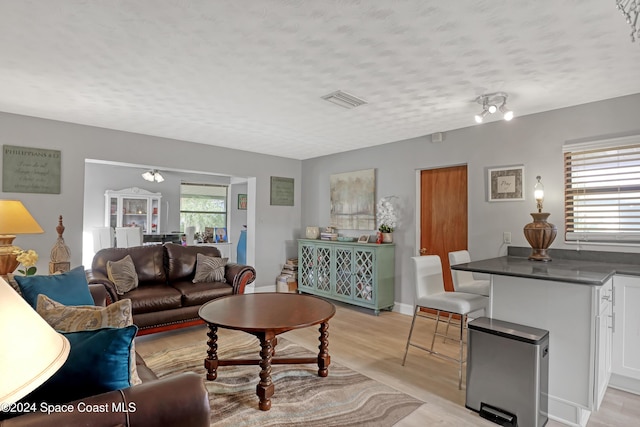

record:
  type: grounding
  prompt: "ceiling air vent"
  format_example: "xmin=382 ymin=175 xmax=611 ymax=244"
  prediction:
xmin=321 ymin=90 xmax=368 ymax=109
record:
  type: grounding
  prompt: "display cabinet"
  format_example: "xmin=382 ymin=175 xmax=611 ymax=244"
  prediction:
xmin=105 ymin=187 xmax=162 ymax=234
xmin=297 ymin=239 xmax=395 ymax=314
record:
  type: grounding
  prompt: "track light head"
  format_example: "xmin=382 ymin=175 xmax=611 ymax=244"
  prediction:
xmin=474 ymin=109 xmax=489 ymax=123
xmin=499 ymin=103 xmax=514 ymax=121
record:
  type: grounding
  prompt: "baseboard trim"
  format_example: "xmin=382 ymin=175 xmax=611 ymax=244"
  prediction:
xmin=609 ymin=373 xmax=640 ymax=396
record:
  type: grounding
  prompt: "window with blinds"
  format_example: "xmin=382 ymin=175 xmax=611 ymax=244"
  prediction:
xmin=564 ymin=135 xmax=640 ymax=243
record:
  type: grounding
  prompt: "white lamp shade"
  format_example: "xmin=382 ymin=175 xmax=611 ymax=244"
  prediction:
xmin=0 ymin=278 xmax=70 ymax=404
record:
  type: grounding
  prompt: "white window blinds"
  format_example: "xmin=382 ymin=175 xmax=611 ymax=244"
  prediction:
xmin=564 ymin=135 xmax=640 ymax=243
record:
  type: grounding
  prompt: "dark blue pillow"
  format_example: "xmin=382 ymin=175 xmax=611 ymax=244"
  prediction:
xmin=15 ymin=265 xmax=94 ymax=309
xmin=30 ymin=325 xmax=138 ymax=403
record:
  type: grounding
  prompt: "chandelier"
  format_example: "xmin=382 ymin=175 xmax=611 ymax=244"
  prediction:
xmin=474 ymin=92 xmax=514 ymax=123
xmin=141 ymin=169 xmax=164 ymax=183
xmin=616 ymin=0 xmax=640 ymax=42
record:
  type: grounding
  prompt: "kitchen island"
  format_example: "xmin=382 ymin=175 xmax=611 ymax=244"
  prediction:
xmin=452 ymin=251 xmax=624 ymax=426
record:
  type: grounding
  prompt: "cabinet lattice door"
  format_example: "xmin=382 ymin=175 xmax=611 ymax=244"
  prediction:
xmin=298 ymin=239 xmax=395 ymax=315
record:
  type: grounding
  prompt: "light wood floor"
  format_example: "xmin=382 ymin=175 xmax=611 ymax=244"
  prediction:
xmin=136 ymin=303 xmax=639 ymax=426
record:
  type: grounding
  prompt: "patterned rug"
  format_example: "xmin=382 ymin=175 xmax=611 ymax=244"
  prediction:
xmin=144 ymin=331 xmax=423 ymax=426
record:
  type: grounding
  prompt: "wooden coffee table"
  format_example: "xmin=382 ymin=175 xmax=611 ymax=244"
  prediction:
xmin=198 ymin=292 xmax=336 ymax=411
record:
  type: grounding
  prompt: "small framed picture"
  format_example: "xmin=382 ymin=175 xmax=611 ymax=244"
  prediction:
xmin=358 ymin=234 xmax=369 ymax=243
xmin=214 ymin=227 xmax=227 ymax=243
xmin=487 ymin=165 xmax=525 ymax=202
xmin=238 ymin=194 xmax=247 ymax=210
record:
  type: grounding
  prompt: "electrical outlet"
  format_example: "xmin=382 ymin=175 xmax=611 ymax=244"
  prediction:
xmin=503 ymin=232 xmax=512 ymax=244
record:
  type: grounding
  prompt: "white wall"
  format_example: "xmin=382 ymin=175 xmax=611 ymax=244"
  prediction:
xmin=300 ymin=93 xmax=640 ymax=306
xmin=0 ymin=112 xmax=301 ymax=288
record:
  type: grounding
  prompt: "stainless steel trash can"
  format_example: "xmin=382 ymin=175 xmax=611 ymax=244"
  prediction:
xmin=466 ymin=317 xmax=549 ymax=427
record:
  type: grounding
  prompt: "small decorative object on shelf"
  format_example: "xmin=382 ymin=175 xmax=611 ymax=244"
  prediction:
xmin=305 ymin=226 xmax=320 ymax=239
xmin=49 ymin=215 xmax=71 ymax=274
xmin=523 ymin=176 xmax=557 ymax=261
xmin=377 ymin=196 xmax=398 ymax=243
xmin=320 ymin=226 xmax=338 ymax=241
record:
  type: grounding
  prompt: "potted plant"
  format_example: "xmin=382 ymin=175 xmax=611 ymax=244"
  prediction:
xmin=377 ymin=196 xmax=398 ymax=243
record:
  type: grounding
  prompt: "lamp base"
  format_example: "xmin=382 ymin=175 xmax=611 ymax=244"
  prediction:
xmin=523 ymin=212 xmax=557 ymax=262
xmin=0 ymin=235 xmax=20 ymax=276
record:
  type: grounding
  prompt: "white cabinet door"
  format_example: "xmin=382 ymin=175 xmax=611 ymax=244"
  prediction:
xmin=612 ymin=275 xmax=640 ymax=387
xmin=594 ymin=294 xmax=612 ymax=410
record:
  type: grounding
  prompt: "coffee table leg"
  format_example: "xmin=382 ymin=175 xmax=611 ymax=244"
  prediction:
xmin=317 ymin=321 xmax=331 ymax=377
xmin=256 ymin=332 xmax=275 ymax=411
xmin=204 ymin=324 xmax=219 ymax=381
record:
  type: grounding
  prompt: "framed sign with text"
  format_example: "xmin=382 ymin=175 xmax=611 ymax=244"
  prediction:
xmin=270 ymin=176 xmax=294 ymax=206
xmin=2 ymin=145 xmax=61 ymax=194
xmin=487 ymin=165 xmax=525 ymax=202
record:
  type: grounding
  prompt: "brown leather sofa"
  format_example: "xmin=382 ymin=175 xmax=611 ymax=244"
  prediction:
xmin=87 ymin=243 xmax=256 ymax=335
xmin=0 ymin=285 xmax=210 ymax=427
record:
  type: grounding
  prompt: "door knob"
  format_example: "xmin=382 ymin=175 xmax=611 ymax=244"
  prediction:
xmin=419 ymin=248 xmax=428 ymax=255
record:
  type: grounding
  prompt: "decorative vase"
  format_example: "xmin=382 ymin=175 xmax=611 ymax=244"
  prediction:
xmin=382 ymin=232 xmax=393 ymax=243
xmin=523 ymin=212 xmax=557 ymax=261
xmin=306 ymin=226 xmax=319 ymax=239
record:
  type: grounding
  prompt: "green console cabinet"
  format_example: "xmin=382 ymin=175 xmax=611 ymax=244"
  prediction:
xmin=297 ymin=239 xmax=395 ymax=314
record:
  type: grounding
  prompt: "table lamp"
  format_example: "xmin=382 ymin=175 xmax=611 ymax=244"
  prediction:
xmin=0 ymin=277 xmax=70 ymax=404
xmin=523 ymin=176 xmax=557 ymax=261
xmin=0 ymin=200 xmax=44 ymax=276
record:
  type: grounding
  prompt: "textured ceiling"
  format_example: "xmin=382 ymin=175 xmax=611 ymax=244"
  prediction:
xmin=1 ymin=1 xmax=639 ymax=160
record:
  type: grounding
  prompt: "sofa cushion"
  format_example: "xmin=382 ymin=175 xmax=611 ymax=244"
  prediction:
xmin=15 ymin=265 xmax=94 ymax=309
xmin=107 ymin=254 xmax=139 ymax=294
xmin=32 ymin=325 xmax=137 ymax=404
xmin=92 ymin=245 xmax=166 ymax=284
xmin=36 ymin=295 xmax=142 ymax=386
xmin=165 ymin=243 xmax=222 ymax=282
xmin=193 ymin=254 xmax=228 ymax=283
xmin=171 ymin=280 xmax=234 ymax=306
xmin=124 ymin=284 xmax=183 ymax=314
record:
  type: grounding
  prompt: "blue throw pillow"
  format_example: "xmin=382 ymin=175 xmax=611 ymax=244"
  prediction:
xmin=15 ymin=265 xmax=94 ymax=309
xmin=30 ymin=325 xmax=138 ymax=403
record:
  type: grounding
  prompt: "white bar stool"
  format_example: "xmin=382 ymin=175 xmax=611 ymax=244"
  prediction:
xmin=402 ymin=255 xmax=488 ymax=389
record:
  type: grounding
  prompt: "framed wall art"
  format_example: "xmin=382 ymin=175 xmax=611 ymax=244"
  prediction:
xmin=330 ymin=168 xmax=376 ymax=230
xmin=487 ymin=165 xmax=525 ymax=202
xmin=238 ymin=193 xmax=247 ymax=210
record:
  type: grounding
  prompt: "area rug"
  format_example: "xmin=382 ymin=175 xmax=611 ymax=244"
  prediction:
xmin=144 ymin=331 xmax=423 ymax=426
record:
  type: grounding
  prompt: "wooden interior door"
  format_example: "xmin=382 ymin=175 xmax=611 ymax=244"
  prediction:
xmin=420 ymin=165 xmax=468 ymax=291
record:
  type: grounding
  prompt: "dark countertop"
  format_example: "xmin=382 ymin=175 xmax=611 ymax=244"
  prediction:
xmin=451 ymin=255 xmax=640 ymax=286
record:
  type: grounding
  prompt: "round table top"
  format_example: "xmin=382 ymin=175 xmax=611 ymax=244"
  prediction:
xmin=198 ymin=293 xmax=336 ymax=333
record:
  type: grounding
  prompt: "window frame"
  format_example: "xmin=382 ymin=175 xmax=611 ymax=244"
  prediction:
xmin=563 ymin=134 xmax=640 ymax=244
xmin=179 ymin=182 xmax=229 ymax=233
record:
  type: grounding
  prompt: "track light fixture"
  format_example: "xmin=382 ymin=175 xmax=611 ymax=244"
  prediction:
xmin=474 ymin=92 xmax=514 ymax=123
xmin=142 ymin=169 xmax=164 ymax=183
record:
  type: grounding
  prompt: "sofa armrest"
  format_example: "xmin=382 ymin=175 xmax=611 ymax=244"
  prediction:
xmin=225 ymin=263 xmax=256 ymax=294
xmin=0 ymin=373 xmax=209 ymax=427
xmin=86 ymin=270 xmax=119 ymax=304
xmin=88 ymin=284 xmax=110 ymax=307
